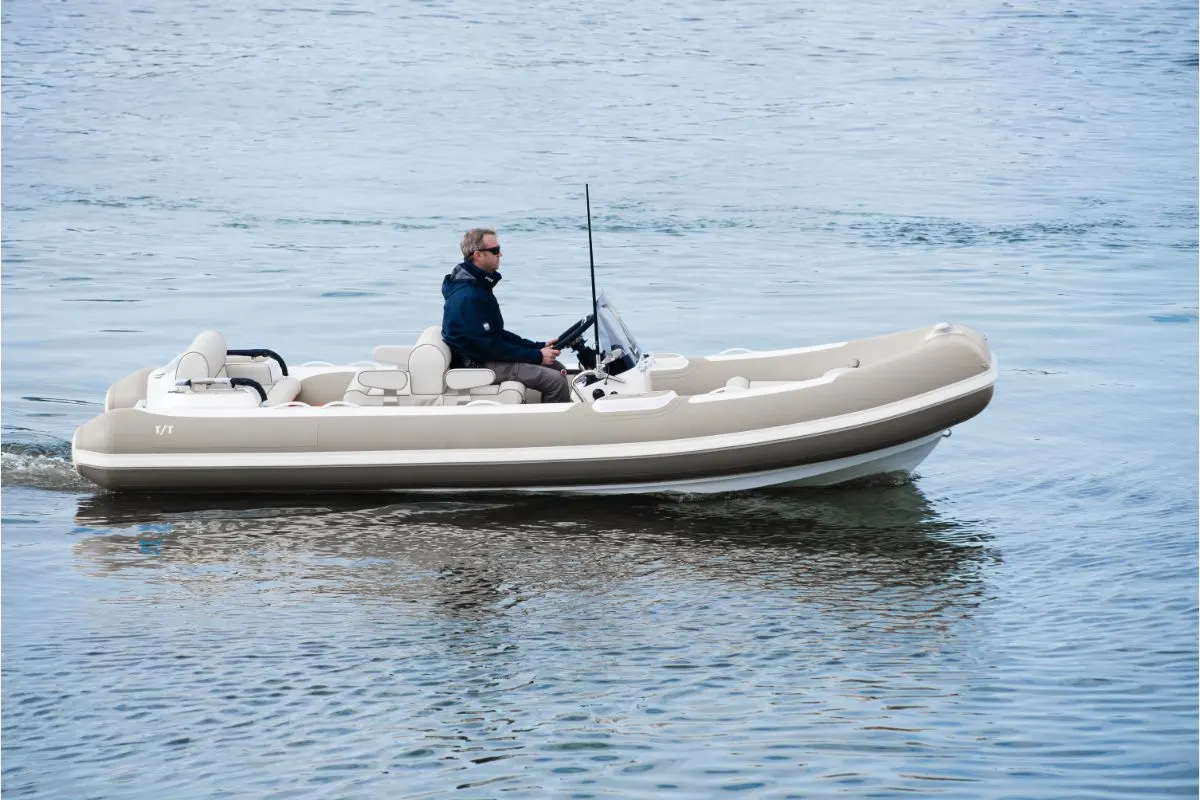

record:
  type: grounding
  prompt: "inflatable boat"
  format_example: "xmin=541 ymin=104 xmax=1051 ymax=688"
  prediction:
xmin=72 ymin=294 xmax=996 ymax=494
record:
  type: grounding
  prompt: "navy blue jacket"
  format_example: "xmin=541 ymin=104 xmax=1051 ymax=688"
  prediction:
xmin=441 ymin=261 xmax=543 ymax=367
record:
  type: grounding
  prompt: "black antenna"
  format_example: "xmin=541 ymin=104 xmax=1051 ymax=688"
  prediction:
xmin=585 ymin=184 xmax=600 ymax=355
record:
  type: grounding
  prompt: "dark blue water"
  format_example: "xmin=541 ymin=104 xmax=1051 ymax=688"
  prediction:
xmin=3 ymin=0 xmax=1196 ymax=796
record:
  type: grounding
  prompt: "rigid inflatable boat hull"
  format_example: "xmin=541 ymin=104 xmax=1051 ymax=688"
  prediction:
xmin=73 ymin=385 xmax=992 ymax=494
xmin=73 ymin=318 xmax=997 ymax=494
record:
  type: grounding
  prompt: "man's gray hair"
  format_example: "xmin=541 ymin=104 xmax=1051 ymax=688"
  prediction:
xmin=460 ymin=228 xmax=497 ymax=258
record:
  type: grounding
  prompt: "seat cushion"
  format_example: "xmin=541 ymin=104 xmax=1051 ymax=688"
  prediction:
xmin=445 ymin=380 xmax=526 ymax=405
xmin=445 ymin=368 xmax=497 ymax=390
xmin=488 ymin=380 xmax=526 ymax=404
xmin=342 ymin=368 xmax=411 ymax=405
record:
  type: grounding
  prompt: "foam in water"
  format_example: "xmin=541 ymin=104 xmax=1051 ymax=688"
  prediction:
xmin=1 ymin=440 xmax=95 ymax=492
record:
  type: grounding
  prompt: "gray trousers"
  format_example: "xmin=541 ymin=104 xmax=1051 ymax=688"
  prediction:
xmin=485 ymin=360 xmax=572 ymax=403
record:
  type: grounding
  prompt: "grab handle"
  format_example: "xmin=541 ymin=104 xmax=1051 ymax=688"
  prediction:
xmin=227 ymin=348 xmax=289 ymax=376
xmin=229 ymin=377 xmax=268 ymax=403
xmin=175 ymin=376 xmax=267 ymax=403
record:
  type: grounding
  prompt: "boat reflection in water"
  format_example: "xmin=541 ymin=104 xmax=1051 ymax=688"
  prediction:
xmin=72 ymin=485 xmax=997 ymax=624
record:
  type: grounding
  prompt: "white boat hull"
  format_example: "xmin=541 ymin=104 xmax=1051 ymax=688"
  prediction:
xmin=452 ymin=431 xmax=946 ymax=495
xmin=73 ymin=321 xmax=995 ymax=494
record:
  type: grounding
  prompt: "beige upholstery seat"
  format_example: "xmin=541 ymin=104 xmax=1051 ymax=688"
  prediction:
xmin=175 ymin=331 xmax=229 ymax=383
xmin=264 ymin=376 xmax=302 ymax=405
xmin=174 ymin=331 xmax=300 ymax=406
xmin=348 ymin=327 xmax=523 ymax=406
xmin=411 ymin=326 xmax=525 ymax=405
xmin=342 ymin=368 xmax=411 ymax=406
xmin=371 ymin=344 xmax=414 ymax=368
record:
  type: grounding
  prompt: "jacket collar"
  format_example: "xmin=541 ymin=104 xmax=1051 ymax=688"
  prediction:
xmin=454 ymin=260 xmax=502 ymax=288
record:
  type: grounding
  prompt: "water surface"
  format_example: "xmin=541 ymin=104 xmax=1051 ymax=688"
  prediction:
xmin=3 ymin=0 xmax=1196 ymax=796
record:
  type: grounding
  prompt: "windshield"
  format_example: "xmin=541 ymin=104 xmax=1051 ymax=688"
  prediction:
xmin=595 ymin=292 xmax=641 ymax=361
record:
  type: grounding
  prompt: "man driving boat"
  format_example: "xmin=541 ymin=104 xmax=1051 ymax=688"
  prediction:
xmin=441 ymin=228 xmax=572 ymax=403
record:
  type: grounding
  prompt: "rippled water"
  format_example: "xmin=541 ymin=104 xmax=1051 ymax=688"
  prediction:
xmin=3 ymin=0 xmax=1196 ymax=796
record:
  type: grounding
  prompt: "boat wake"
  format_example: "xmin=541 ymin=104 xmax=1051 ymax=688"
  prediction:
xmin=1 ymin=439 xmax=95 ymax=492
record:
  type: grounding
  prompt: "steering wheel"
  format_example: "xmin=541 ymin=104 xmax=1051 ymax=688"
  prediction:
xmin=553 ymin=313 xmax=595 ymax=351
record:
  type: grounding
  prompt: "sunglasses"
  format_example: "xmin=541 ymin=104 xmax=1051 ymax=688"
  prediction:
xmin=476 ymin=246 xmax=501 ymax=255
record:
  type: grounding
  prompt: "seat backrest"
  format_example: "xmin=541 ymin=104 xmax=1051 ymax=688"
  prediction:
xmin=408 ymin=326 xmax=452 ymax=397
xmin=372 ymin=344 xmax=414 ymax=368
xmin=175 ymin=331 xmax=228 ymax=382
xmin=264 ymin=376 xmax=302 ymax=406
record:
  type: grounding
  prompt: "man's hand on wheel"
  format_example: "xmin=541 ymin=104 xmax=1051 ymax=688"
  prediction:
xmin=540 ymin=346 xmax=561 ymax=366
